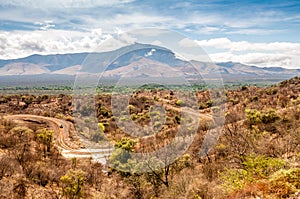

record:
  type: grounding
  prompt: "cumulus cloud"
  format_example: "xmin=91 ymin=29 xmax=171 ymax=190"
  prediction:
xmin=195 ymin=38 xmax=300 ymax=69
xmin=196 ymin=38 xmax=300 ymax=52
xmin=95 ymin=32 xmax=138 ymax=53
xmin=178 ymin=38 xmax=199 ymax=48
xmin=1 ymin=29 xmax=299 ymax=69
xmin=0 ymin=29 xmax=111 ymax=59
xmin=210 ymin=52 xmax=293 ymax=67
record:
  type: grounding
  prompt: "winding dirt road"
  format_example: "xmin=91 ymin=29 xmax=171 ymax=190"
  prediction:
xmin=3 ymin=103 xmax=214 ymax=163
xmin=4 ymin=114 xmax=114 ymax=163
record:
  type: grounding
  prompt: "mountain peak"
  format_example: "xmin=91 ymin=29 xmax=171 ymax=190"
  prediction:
xmin=0 ymin=45 xmax=299 ymax=81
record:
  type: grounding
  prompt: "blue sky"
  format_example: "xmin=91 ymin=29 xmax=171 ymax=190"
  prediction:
xmin=0 ymin=0 xmax=300 ymax=68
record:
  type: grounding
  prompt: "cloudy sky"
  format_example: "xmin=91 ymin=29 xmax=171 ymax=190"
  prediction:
xmin=0 ymin=0 xmax=300 ymax=68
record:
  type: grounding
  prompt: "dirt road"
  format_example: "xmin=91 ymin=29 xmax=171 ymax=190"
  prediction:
xmin=4 ymin=103 xmax=214 ymax=163
xmin=4 ymin=114 xmax=114 ymax=163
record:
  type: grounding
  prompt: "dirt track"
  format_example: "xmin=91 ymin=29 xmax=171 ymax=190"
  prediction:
xmin=4 ymin=105 xmax=214 ymax=163
xmin=5 ymin=114 xmax=78 ymax=150
xmin=4 ymin=114 xmax=114 ymax=163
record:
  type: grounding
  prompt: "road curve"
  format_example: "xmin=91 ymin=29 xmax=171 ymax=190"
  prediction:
xmin=4 ymin=114 xmax=114 ymax=163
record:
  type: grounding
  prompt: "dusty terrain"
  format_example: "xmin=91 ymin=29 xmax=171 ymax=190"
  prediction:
xmin=0 ymin=76 xmax=299 ymax=198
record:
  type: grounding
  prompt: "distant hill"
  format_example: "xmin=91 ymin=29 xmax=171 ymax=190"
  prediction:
xmin=0 ymin=43 xmax=299 ymax=83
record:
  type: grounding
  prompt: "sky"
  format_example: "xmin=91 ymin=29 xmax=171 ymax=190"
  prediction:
xmin=0 ymin=0 xmax=300 ymax=68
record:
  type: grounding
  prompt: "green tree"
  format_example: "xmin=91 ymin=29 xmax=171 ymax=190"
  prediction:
xmin=245 ymin=109 xmax=261 ymax=127
xmin=60 ymin=169 xmax=86 ymax=199
xmin=109 ymin=138 xmax=136 ymax=175
xmin=37 ymin=128 xmax=53 ymax=156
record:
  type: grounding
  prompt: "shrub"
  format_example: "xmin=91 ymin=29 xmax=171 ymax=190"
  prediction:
xmin=128 ymin=104 xmax=135 ymax=112
xmin=55 ymin=113 xmax=64 ymax=119
xmin=221 ymin=168 xmax=250 ymax=192
xmin=110 ymin=138 xmax=136 ymax=174
xmin=60 ymin=169 xmax=86 ymax=199
xmin=99 ymin=106 xmax=110 ymax=117
xmin=21 ymin=95 xmax=33 ymax=105
xmin=241 ymin=85 xmax=247 ymax=91
xmin=98 ymin=123 xmax=105 ymax=132
xmin=65 ymin=116 xmax=74 ymax=123
xmin=245 ymin=109 xmax=261 ymax=125
xmin=265 ymin=88 xmax=278 ymax=95
xmin=175 ymin=99 xmax=184 ymax=106
xmin=252 ymin=96 xmax=258 ymax=101
xmin=198 ymin=102 xmax=206 ymax=110
xmin=221 ymin=154 xmax=286 ymax=193
xmin=175 ymin=115 xmax=181 ymax=124
xmin=206 ymin=100 xmax=213 ymax=108
xmin=37 ymin=128 xmax=53 ymax=153
xmin=260 ymin=109 xmax=280 ymax=124
xmin=242 ymin=154 xmax=286 ymax=178
xmin=268 ymin=168 xmax=300 ymax=198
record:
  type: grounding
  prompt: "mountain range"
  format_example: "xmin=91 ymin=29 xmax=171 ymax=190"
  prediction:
xmin=0 ymin=43 xmax=299 ymax=83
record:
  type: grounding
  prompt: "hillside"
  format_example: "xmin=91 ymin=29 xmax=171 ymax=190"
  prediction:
xmin=0 ymin=76 xmax=299 ymax=198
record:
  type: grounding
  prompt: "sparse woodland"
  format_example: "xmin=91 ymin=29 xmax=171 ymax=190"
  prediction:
xmin=0 ymin=76 xmax=299 ymax=199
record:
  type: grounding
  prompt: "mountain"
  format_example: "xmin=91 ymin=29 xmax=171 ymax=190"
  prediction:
xmin=0 ymin=62 xmax=50 ymax=75
xmin=0 ymin=43 xmax=299 ymax=83
xmin=0 ymin=53 xmax=89 ymax=72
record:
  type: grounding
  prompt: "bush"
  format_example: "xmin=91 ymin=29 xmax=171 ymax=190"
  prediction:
xmin=198 ymin=102 xmax=206 ymax=110
xmin=241 ymin=85 xmax=248 ymax=91
xmin=268 ymin=168 xmax=300 ymax=198
xmin=65 ymin=116 xmax=74 ymax=123
xmin=242 ymin=154 xmax=286 ymax=178
xmin=175 ymin=115 xmax=181 ymax=124
xmin=265 ymin=88 xmax=278 ymax=95
xmin=175 ymin=99 xmax=184 ymax=106
xmin=99 ymin=106 xmax=111 ymax=117
xmin=60 ymin=169 xmax=86 ymax=199
xmin=260 ymin=109 xmax=280 ymax=124
xmin=110 ymin=138 xmax=136 ymax=174
xmin=245 ymin=109 xmax=261 ymax=125
xmin=221 ymin=168 xmax=249 ymax=192
xmin=221 ymin=154 xmax=286 ymax=193
xmin=206 ymin=100 xmax=213 ymax=108
xmin=98 ymin=123 xmax=105 ymax=132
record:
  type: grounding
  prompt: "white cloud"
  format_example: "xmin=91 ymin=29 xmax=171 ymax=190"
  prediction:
xmin=178 ymin=38 xmax=199 ymax=48
xmin=210 ymin=52 xmax=293 ymax=67
xmin=197 ymin=38 xmax=232 ymax=49
xmin=1 ymin=29 xmax=300 ymax=69
xmin=0 ymin=29 xmax=110 ymax=59
xmin=107 ymin=13 xmax=173 ymax=29
xmin=225 ymin=29 xmax=283 ymax=35
xmin=0 ymin=0 xmax=135 ymax=8
xmin=196 ymin=38 xmax=300 ymax=53
xmin=151 ymin=40 xmax=163 ymax=46
xmin=133 ymin=29 xmax=170 ymax=37
xmin=196 ymin=38 xmax=300 ymax=68
xmin=94 ymin=30 xmax=137 ymax=52
xmin=197 ymin=26 xmax=223 ymax=34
